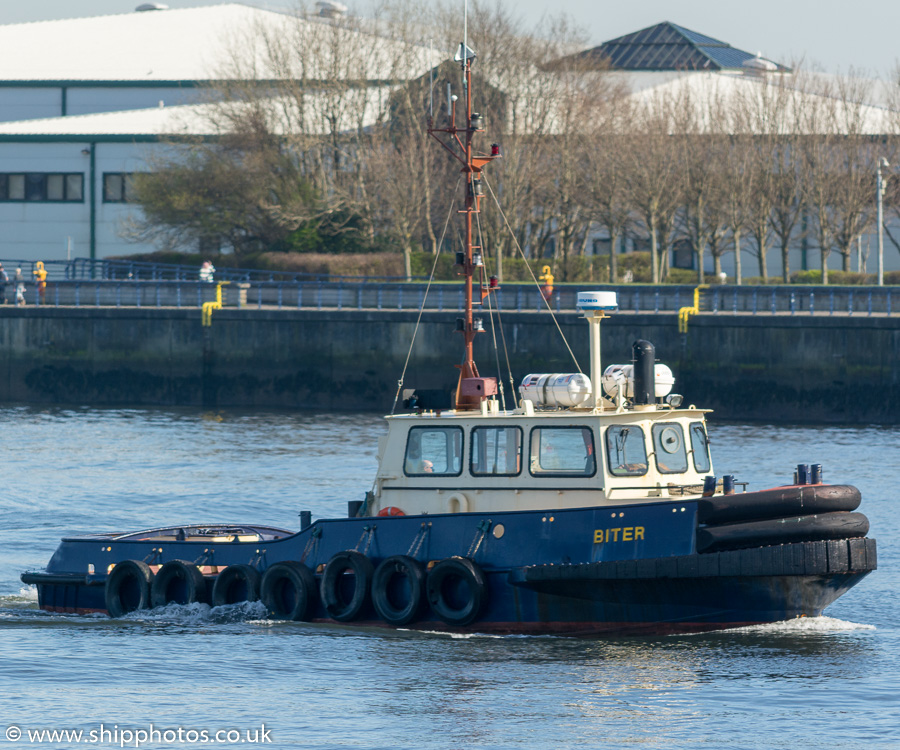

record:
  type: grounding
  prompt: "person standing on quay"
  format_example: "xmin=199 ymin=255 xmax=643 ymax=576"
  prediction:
xmin=33 ymin=260 xmax=47 ymax=305
xmin=0 ymin=263 xmax=8 ymax=304
xmin=14 ymin=268 xmax=25 ymax=306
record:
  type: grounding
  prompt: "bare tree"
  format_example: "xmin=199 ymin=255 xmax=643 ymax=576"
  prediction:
xmin=624 ymin=91 xmax=682 ymax=284
xmin=718 ymin=133 xmax=755 ymax=285
xmin=586 ymin=134 xmax=632 ymax=282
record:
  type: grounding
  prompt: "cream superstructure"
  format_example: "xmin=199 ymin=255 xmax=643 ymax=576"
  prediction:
xmin=366 ymin=292 xmax=714 ymax=517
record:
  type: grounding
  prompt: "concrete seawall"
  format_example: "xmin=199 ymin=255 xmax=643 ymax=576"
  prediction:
xmin=1 ymin=307 xmax=898 ymax=423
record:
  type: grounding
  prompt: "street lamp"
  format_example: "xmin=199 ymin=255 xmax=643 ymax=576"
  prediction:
xmin=877 ymin=157 xmax=889 ymax=287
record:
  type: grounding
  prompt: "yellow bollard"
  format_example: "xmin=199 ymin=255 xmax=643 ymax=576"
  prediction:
xmin=201 ymin=281 xmax=230 ymax=327
xmin=677 ymin=284 xmax=708 ymax=333
xmin=538 ymin=265 xmax=554 ymax=301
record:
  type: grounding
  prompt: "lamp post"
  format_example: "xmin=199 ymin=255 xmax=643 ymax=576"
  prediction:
xmin=877 ymin=157 xmax=889 ymax=287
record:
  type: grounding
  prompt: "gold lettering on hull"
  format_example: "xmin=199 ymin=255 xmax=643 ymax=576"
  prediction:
xmin=593 ymin=527 xmax=645 ymax=544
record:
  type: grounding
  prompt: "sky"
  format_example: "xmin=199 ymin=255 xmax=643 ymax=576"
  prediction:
xmin=3 ymin=0 xmax=899 ymax=76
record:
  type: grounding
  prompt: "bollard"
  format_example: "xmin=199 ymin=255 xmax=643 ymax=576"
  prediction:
xmin=810 ymin=464 xmax=822 ymax=484
xmin=702 ymin=475 xmax=716 ymax=497
xmin=723 ymin=475 xmax=735 ymax=495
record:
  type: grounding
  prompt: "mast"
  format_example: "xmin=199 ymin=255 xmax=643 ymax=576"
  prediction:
xmin=428 ymin=42 xmax=500 ymax=410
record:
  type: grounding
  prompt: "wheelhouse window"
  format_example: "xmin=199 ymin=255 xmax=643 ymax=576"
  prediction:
xmin=103 ymin=172 xmax=137 ymax=203
xmin=0 ymin=173 xmax=83 ymax=202
xmin=471 ymin=426 xmax=522 ymax=476
xmin=689 ymin=422 xmax=711 ymax=473
xmin=529 ymin=427 xmax=595 ymax=477
xmin=404 ymin=426 xmax=463 ymax=477
xmin=652 ymin=423 xmax=688 ymax=474
xmin=606 ymin=425 xmax=648 ymax=477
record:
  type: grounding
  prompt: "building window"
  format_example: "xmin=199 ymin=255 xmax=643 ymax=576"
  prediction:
xmin=0 ymin=173 xmax=83 ymax=202
xmin=103 ymin=173 xmax=137 ymax=203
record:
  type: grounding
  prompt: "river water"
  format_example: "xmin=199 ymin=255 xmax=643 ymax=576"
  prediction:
xmin=0 ymin=407 xmax=897 ymax=749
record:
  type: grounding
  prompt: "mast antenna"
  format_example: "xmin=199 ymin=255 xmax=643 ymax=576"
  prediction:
xmin=428 ymin=16 xmax=501 ymax=411
xmin=464 ymin=0 xmax=468 ymax=60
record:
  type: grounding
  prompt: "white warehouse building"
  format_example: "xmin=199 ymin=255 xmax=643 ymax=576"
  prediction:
xmin=0 ymin=2 xmax=424 ymax=263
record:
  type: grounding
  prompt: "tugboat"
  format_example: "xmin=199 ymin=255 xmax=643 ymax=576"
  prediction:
xmin=21 ymin=38 xmax=875 ymax=635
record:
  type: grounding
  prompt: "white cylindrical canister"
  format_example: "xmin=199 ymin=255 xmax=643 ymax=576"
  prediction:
xmin=519 ymin=373 xmax=593 ymax=408
xmin=602 ymin=364 xmax=675 ymax=400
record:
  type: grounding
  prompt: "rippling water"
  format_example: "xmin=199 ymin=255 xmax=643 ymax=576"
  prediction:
xmin=1 ymin=408 xmax=897 ymax=749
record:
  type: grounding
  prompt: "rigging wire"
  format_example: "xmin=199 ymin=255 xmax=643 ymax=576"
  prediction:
xmin=474 ymin=206 xmax=510 ymax=411
xmin=482 ymin=174 xmax=583 ymax=374
xmin=390 ymin=175 xmax=463 ymax=415
xmin=492 ymin=286 xmax=517 ymax=405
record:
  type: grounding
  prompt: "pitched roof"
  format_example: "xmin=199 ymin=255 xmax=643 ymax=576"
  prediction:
xmin=580 ymin=21 xmax=784 ymax=72
xmin=0 ymin=3 xmax=434 ymax=84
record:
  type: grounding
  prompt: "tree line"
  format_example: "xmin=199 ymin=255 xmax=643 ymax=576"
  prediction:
xmin=129 ymin=0 xmax=900 ymax=285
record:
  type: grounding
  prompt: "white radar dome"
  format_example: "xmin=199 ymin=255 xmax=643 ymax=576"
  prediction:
xmin=577 ymin=291 xmax=617 ymax=311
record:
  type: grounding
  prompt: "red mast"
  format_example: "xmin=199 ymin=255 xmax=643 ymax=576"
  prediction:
xmin=428 ymin=43 xmax=500 ymax=410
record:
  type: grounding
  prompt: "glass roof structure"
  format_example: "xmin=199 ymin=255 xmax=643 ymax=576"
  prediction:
xmin=577 ymin=22 xmax=785 ymax=72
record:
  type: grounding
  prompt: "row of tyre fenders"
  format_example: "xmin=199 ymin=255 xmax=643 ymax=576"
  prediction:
xmin=105 ymin=552 xmax=486 ymax=626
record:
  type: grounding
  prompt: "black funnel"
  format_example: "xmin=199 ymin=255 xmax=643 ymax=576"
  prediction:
xmin=632 ymin=340 xmax=655 ymax=405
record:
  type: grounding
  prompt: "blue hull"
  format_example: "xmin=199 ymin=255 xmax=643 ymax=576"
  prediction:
xmin=23 ymin=500 xmax=877 ymax=635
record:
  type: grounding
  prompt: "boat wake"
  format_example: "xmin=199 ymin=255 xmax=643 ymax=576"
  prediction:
xmin=719 ymin=616 xmax=875 ymax=634
xmin=0 ymin=590 xmax=269 ymax=627
xmin=0 ymin=586 xmax=40 ymax=614
xmin=121 ymin=600 xmax=268 ymax=625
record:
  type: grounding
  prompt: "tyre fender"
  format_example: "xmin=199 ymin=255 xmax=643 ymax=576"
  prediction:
xmin=260 ymin=561 xmax=317 ymax=621
xmin=371 ymin=555 xmax=426 ymax=626
xmin=150 ymin=559 xmax=207 ymax=608
xmin=320 ymin=550 xmax=374 ymax=622
xmin=426 ymin=557 xmax=487 ymax=627
xmin=105 ymin=559 xmax=154 ymax=617
xmin=211 ymin=564 xmax=262 ymax=607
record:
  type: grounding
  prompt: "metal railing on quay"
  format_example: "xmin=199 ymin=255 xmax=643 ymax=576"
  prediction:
xmin=0 ymin=258 xmax=424 ymax=284
xmin=2 ymin=279 xmax=898 ymax=317
xmin=63 ymin=258 xmax=422 ymax=284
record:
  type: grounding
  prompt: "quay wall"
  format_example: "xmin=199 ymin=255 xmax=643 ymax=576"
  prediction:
xmin=0 ymin=307 xmax=898 ymax=423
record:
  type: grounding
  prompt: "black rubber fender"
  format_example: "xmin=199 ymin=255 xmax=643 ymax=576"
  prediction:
xmin=105 ymin=559 xmax=154 ymax=617
xmin=371 ymin=555 xmax=427 ymax=626
xmin=698 ymin=484 xmax=862 ymax=525
xmin=260 ymin=561 xmax=317 ymax=621
xmin=150 ymin=560 xmax=207 ymax=607
xmin=697 ymin=511 xmax=870 ymax=553
xmin=320 ymin=550 xmax=374 ymax=622
xmin=426 ymin=557 xmax=488 ymax=627
xmin=212 ymin=564 xmax=262 ymax=607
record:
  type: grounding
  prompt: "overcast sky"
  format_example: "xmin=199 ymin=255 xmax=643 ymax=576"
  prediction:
xmin=4 ymin=0 xmax=899 ymax=76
